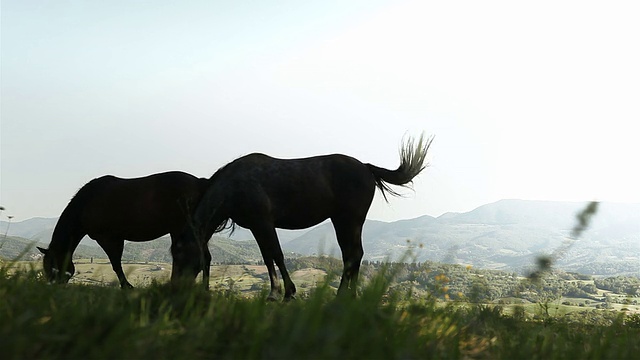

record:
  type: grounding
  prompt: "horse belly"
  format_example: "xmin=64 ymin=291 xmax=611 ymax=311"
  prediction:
xmin=275 ymin=214 xmax=329 ymax=230
xmin=271 ymin=198 xmax=332 ymax=230
xmin=86 ymin=221 xmax=171 ymax=242
xmin=120 ymin=209 xmax=183 ymax=239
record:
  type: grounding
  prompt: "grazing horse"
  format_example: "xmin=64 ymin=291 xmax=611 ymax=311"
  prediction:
xmin=176 ymin=134 xmax=433 ymax=300
xmin=37 ymin=171 xmax=210 ymax=288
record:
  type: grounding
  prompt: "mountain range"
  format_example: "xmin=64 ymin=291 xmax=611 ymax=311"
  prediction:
xmin=2 ymin=199 xmax=639 ymax=276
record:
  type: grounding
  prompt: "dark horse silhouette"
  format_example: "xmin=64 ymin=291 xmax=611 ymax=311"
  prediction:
xmin=37 ymin=171 xmax=210 ymax=288
xmin=175 ymin=134 xmax=433 ymax=300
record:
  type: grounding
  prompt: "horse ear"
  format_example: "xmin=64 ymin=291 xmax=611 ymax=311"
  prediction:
xmin=37 ymin=246 xmax=48 ymax=254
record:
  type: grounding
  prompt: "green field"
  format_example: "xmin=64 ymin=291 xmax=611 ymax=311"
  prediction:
xmin=11 ymin=259 xmax=640 ymax=316
xmin=4 ymin=259 xmax=640 ymax=359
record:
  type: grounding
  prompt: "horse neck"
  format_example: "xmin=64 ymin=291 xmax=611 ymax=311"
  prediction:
xmin=49 ymin=208 xmax=84 ymax=255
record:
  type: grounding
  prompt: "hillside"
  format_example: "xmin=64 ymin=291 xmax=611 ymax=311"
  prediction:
xmin=0 ymin=235 xmax=106 ymax=261
xmin=4 ymin=200 xmax=639 ymax=276
xmin=281 ymin=200 xmax=640 ymax=275
xmin=0 ymin=234 xmax=264 ymax=265
xmin=0 ymin=217 xmax=306 ymax=248
xmin=0 ymin=217 xmax=57 ymax=245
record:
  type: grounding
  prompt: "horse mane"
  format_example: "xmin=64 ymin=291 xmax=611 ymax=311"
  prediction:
xmin=215 ymin=218 xmax=236 ymax=235
xmin=49 ymin=177 xmax=106 ymax=251
xmin=206 ymin=154 xmax=241 ymax=184
xmin=201 ymin=163 xmax=237 ymax=235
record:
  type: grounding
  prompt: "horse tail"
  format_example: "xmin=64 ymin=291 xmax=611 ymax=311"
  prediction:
xmin=366 ymin=133 xmax=434 ymax=202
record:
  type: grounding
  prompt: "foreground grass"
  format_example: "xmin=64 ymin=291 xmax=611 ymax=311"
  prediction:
xmin=2 ymin=266 xmax=640 ymax=360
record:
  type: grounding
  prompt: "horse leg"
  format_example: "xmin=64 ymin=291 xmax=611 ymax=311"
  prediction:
xmin=259 ymin=252 xmax=279 ymax=301
xmin=196 ymin=230 xmax=213 ymax=289
xmin=251 ymin=225 xmax=296 ymax=301
xmin=332 ymin=218 xmax=365 ymax=297
xmin=96 ymin=238 xmax=133 ymax=289
xmin=274 ymin=242 xmax=296 ymax=301
xmin=202 ymin=244 xmax=212 ymax=290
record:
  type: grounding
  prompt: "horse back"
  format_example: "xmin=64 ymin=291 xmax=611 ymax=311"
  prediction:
xmin=243 ymin=153 xmax=374 ymax=191
xmin=76 ymin=171 xmax=207 ymax=240
xmin=219 ymin=153 xmax=377 ymax=229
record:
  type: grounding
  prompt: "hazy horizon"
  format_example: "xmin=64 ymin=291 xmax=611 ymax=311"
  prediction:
xmin=2 ymin=1 xmax=639 ymax=222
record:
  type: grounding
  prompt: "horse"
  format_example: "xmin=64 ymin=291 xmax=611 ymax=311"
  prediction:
xmin=175 ymin=134 xmax=433 ymax=300
xmin=37 ymin=171 xmax=211 ymax=288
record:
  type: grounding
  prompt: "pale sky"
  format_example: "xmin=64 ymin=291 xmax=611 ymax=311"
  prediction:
xmin=2 ymin=0 xmax=639 ymax=222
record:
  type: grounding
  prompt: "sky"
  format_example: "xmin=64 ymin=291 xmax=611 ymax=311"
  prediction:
xmin=2 ymin=0 xmax=639 ymax=223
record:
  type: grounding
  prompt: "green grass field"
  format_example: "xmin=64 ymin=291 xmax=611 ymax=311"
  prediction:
xmin=3 ymin=261 xmax=640 ymax=359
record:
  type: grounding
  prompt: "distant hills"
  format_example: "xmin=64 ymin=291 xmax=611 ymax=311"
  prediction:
xmin=280 ymin=200 xmax=640 ymax=276
xmin=0 ymin=235 xmax=263 ymax=265
xmin=2 ymin=200 xmax=639 ymax=276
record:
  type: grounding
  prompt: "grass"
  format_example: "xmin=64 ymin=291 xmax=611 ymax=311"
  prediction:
xmin=3 ymin=263 xmax=640 ymax=359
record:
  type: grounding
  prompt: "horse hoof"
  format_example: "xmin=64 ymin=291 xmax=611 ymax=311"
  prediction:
xmin=284 ymin=295 xmax=296 ymax=302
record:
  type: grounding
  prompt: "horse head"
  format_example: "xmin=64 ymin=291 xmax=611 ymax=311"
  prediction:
xmin=169 ymin=227 xmax=211 ymax=287
xmin=37 ymin=246 xmax=75 ymax=284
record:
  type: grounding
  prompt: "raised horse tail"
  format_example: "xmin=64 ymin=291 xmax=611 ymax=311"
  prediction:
xmin=366 ymin=133 xmax=434 ymax=202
